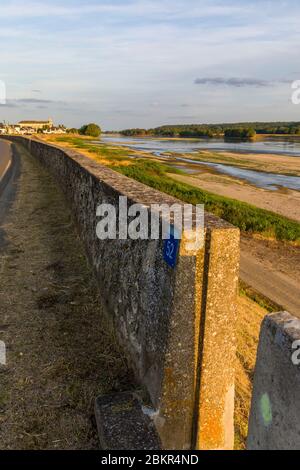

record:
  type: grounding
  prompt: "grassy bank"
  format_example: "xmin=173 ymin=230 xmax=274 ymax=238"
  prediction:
xmin=116 ymin=160 xmax=300 ymax=242
xmin=46 ymin=135 xmax=300 ymax=243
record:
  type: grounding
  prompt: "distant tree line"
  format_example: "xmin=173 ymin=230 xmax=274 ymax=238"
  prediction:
xmin=120 ymin=125 xmax=217 ymax=138
xmin=120 ymin=121 xmax=300 ymax=139
xmin=120 ymin=128 xmax=150 ymax=137
xmin=224 ymin=128 xmax=256 ymax=140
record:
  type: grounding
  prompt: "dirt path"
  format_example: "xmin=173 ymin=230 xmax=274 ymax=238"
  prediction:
xmin=240 ymin=236 xmax=300 ymax=317
xmin=0 ymin=144 xmax=130 ymax=450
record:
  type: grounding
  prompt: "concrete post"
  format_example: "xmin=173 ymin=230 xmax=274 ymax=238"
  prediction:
xmin=248 ymin=312 xmax=300 ymax=450
xmin=194 ymin=225 xmax=239 ymax=450
xmin=155 ymin=223 xmax=239 ymax=450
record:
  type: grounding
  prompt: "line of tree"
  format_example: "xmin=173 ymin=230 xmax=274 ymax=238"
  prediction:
xmin=120 ymin=125 xmax=219 ymax=138
xmin=224 ymin=128 xmax=256 ymax=140
xmin=120 ymin=121 xmax=300 ymax=138
xmin=120 ymin=128 xmax=151 ymax=136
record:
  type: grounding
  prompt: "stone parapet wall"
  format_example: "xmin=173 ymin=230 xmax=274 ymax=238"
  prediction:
xmin=4 ymin=136 xmax=240 ymax=450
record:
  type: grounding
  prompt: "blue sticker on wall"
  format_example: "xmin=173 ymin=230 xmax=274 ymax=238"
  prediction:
xmin=163 ymin=227 xmax=180 ymax=269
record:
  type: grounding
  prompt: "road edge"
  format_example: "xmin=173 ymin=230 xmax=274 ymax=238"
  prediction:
xmin=0 ymin=141 xmax=20 ymax=227
xmin=0 ymin=140 xmax=13 ymax=197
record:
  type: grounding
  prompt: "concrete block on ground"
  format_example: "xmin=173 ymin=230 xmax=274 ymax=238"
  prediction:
xmin=95 ymin=392 xmax=161 ymax=450
xmin=247 ymin=311 xmax=300 ymax=450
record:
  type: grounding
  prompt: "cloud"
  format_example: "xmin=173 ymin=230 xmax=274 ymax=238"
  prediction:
xmin=0 ymin=102 xmax=18 ymax=108
xmin=194 ymin=77 xmax=273 ymax=87
xmin=0 ymin=98 xmax=66 ymax=108
xmin=0 ymin=0 xmax=249 ymax=20
xmin=1 ymin=1 xmax=300 ymax=128
xmin=194 ymin=77 xmax=292 ymax=88
xmin=16 ymin=98 xmax=56 ymax=104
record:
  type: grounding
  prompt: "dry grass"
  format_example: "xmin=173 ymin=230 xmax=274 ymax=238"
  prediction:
xmin=0 ymin=145 xmax=133 ymax=449
xmin=234 ymin=295 xmax=267 ymax=449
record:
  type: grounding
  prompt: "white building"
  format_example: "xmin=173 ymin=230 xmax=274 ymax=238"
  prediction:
xmin=18 ymin=119 xmax=53 ymax=130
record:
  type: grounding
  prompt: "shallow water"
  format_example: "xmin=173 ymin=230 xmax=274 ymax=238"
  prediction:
xmin=173 ymin=157 xmax=300 ymax=191
xmin=101 ymin=135 xmax=300 ymax=157
xmin=100 ymin=136 xmax=300 ymax=191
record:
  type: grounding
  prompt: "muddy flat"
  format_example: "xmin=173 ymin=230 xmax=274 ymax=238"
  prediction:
xmin=191 ymin=150 xmax=300 ymax=176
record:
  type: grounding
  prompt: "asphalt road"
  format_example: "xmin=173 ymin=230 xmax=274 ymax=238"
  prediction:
xmin=0 ymin=140 xmax=20 ymax=249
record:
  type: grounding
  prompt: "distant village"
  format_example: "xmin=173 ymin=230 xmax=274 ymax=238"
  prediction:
xmin=0 ymin=119 xmax=67 ymax=135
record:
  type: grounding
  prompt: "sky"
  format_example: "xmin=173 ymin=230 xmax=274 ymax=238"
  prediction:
xmin=0 ymin=0 xmax=300 ymax=129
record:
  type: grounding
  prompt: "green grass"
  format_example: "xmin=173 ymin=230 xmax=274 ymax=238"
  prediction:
xmin=114 ymin=160 xmax=300 ymax=243
xmin=51 ymin=136 xmax=300 ymax=243
xmin=54 ymin=136 xmax=130 ymax=161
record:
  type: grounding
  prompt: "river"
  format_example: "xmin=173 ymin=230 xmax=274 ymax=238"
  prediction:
xmin=101 ymin=135 xmax=300 ymax=157
xmin=99 ymin=135 xmax=300 ymax=191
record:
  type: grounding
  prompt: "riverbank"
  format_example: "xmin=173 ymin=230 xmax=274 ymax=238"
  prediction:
xmin=99 ymin=135 xmax=300 ymax=191
xmin=169 ymin=172 xmax=300 ymax=222
xmin=40 ymin=134 xmax=300 ymax=244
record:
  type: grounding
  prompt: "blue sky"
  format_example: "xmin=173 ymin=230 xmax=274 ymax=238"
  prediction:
xmin=0 ymin=0 xmax=299 ymax=129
